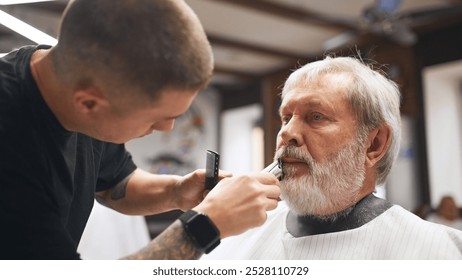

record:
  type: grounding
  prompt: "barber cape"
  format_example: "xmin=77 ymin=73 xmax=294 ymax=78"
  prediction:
xmin=202 ymin=200 xmax=462 ymax=259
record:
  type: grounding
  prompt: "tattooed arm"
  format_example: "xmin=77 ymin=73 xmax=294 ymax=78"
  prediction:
xmin=121 ymin=220 xmax=203 ymax=260
xmin=95 ymin=168 xmax=203 ymax=215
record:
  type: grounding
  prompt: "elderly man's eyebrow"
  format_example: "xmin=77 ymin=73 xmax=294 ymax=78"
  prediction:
xmin=279 ymin=99 xmax=320 ymax=111
xmin=279 ymin=99 xmax=338 ymax=118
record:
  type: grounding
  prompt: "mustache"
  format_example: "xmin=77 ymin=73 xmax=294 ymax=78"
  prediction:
xmin=274 ymin=145 xmax=315 ymax=166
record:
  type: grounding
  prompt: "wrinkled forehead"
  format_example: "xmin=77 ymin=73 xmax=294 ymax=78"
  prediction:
xmin=280 ymin=72 xmax=353 ymax=106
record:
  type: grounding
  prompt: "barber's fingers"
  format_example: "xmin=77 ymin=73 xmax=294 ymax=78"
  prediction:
xmin=265 ymin=183 xmax=281 ymax=201
xmin=266 ymin=196 xmax=280 ymax=211
xmin=261 ymin=184 xmax=281 ymax=211
xmin=254 ymin=172 xmax=281 ymax=202
xmin=252 ymin=172 xmax=280 ymax=185
xmin=218 ymin=169 xmax=233 ymax=179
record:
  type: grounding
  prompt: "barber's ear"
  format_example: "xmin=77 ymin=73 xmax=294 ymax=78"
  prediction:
xmin=73 ymin=87 xmax=108 ymax=114
xmin=365 ymin=124 xmax=391 ymax=167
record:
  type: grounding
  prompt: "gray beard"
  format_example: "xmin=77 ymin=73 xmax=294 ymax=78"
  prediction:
xmin=275 ymin=138 xmax=367 ymax=220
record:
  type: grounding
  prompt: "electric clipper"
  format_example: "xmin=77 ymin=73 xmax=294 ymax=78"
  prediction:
xmin=262 ymin=160 xmax=284 ymax=180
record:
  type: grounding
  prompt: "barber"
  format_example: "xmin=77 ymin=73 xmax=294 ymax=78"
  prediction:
xmin=0 ymin=0 xmax=280 ymax=259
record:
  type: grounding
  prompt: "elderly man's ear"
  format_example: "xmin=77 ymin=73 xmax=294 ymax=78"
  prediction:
xmin=365 ymin=124 xmax=392 ymax=168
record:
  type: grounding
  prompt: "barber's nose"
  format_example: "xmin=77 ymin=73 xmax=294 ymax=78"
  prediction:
xmin=152 ymin=119 xmax=175 ymax=132
xmin=279 ymin=118 xmax=303 ymax=147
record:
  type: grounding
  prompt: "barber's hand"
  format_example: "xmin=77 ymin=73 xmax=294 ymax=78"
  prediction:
xmin=173 ymin=169 xmax=231 ymax=211
xmin=193 ymin=173 xmax=280 ymax=239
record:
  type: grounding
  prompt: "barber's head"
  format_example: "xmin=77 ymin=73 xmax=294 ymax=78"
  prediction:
xmin=48 ymin=0 xmax=213 ymax=143
xmin=274 ymin=56 xmax=401 ymax=218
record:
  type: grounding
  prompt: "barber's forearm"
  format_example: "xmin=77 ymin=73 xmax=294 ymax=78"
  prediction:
xmin=120 ymin=220 xmax=203 ymax=260
xmin=96 ymin=169 xmax=181 ymax=215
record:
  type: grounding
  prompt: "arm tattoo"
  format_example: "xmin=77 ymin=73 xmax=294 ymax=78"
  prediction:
xmin=121 ymin=220 xmax=204 ymax=260
xmin=110 ymin=173 xmax=134 ymax=201
xmin=94 ymin=194 xmax=107 ymax=206
xmin=95 ymin=172 xmax=134 ymax=207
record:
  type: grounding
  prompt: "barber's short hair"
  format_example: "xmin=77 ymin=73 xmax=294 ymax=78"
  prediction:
xmin=282 ymin=56 xmax=402 ymax=185
xmin=51 ymin=0 xmax=213 ymax=100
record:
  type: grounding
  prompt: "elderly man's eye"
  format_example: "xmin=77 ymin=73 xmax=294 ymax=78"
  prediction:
xmin=312 ymin=113 xmax=324 ymax=121
xmin=281 ymin=115 xmax=291 ymax=124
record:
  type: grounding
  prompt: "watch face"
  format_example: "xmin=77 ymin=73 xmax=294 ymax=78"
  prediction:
xmin=187 ymin=214 xmax=219 ymax=248
xmin=180 ymin=210 xmax=221 ymax=253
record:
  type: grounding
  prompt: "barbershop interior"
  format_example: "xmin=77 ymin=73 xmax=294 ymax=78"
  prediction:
xmin=1 ymin=0 xmax=462 ymax=259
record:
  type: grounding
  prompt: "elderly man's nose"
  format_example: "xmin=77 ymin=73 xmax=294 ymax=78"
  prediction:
xmin=279 ymin=120 xmax=303 ymax=147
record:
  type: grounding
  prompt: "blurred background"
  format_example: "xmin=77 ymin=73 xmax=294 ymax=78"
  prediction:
xmin=2 ymin=0 xmax=462 ymax=256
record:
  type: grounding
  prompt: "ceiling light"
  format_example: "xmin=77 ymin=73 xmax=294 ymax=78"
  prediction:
xmin=0 ymin=0 xmax=55 ymax=5
xmin=0 ymin=10 xmax=57 ymax=45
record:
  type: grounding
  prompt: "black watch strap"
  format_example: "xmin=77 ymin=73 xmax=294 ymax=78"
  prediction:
xmin=179 ymin=210 xmax=221 ymax=254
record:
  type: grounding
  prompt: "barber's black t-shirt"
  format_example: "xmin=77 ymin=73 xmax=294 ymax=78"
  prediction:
xmin=0 ymin=45 xmax=137 ymax=259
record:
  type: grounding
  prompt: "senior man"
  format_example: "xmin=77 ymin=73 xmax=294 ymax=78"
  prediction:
xmin=202 ymin=56 xmax=462 ymax=259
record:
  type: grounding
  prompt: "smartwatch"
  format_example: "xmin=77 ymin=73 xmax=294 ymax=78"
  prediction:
xmin=179 ymin=210 xmax=221 ymax=254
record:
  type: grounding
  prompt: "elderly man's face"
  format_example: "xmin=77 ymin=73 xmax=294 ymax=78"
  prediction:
xmin=275 ymin=73 xmax=367 ymax=217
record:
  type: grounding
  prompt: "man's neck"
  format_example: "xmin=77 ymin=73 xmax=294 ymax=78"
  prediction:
xmin=286 ymin=193 xmax=393 ymax=237
xmin=30 ymin=48 xmax=74 ymax=131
